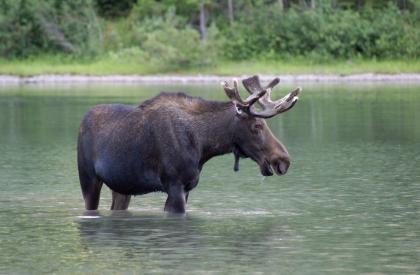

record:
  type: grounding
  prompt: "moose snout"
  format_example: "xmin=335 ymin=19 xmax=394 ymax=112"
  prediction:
xmin=272 ymin=156 xmax=290 ymax=176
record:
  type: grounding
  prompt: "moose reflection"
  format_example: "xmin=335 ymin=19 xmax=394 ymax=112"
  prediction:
xmin=77 ymin=75 xmax=301 ymax=213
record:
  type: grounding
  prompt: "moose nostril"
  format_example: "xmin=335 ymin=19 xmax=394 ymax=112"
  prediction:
xmin=278 ymin=157 xmax=290 ymax=175
xmin=279 ymin=160 xmax=290 ymax=175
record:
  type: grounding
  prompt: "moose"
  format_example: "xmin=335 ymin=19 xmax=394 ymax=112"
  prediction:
xmin=77 ymin=75 xmax=300 ymax=214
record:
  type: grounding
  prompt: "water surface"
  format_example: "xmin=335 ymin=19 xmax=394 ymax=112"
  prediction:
xmin=0 ymin=83 xmax=419 ymax=274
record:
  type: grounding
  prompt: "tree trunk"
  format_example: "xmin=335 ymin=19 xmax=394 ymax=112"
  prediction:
xmin=356 ymin=0 xmax=364 ymax=10
xmin=227 ymin=0 xmax=234 ymax=25
xmin=331 ymin=0 xmax=337 ymax=9
xmin=282 ymin=0 xmax=290 ymax=11
xmin=199 ymin=1 xmax=207 ymax=40
xmin=398 ymin=0 xmax=408 ymax=9
xmin=310 ymin=0 xmax=316 ymax=9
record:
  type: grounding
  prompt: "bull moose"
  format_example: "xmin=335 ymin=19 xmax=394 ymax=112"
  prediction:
xmin=77 ymin=75 xmax=300 ymax=214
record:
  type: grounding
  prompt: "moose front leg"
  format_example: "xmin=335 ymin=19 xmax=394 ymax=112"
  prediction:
xmin=164 ymin=184 xmax=187 ymax=214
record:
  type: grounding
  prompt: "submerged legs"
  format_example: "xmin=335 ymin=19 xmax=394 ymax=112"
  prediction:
xmin=111 ymin=191 xmax=131 ymax=210
xmin=164 ymin=184 xmax=187 ymax=214
xmin=111 ymin=186 xmax=188 ymax=213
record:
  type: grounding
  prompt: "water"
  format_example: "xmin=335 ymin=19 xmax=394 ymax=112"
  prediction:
xmin=0 ymin=83 xmax=419 ymax=274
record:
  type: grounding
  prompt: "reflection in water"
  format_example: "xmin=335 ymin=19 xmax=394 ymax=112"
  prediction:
xmin=76 ymin=212 xmax=295 ymax=273
xmin=0 ymin=83 xmax=419 ymax=274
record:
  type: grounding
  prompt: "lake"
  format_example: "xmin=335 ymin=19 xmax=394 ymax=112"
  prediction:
xmin=0 ymin=82 xmax=419 ymax=274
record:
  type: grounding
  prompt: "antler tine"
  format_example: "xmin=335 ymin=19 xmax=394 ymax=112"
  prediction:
xmin=266 ymin=77 xmax=280 ymax=90
xmin=244 ymin=90 xmax=267 ymax=106
xmin=259 ymin=87 xmax=273 ymax=107
xmin=242 ymin=75 xmax=263 ymax=95
xmin=241 ymin=75 xmax=301 ymax=118
xmin=236 ymin=77 xmax=267 ymax=106
xmin=242 ymin=76 xmax=280 ymax=96
xmin=223 ymin=79 xmax=266 ymax=106
xmin=249 ymin=87 xmax=301 ymax=118
xmin=222 ymin=79 xmax=245 ymax=104
xmin=242 ymin=75 xmax=276 ymax=108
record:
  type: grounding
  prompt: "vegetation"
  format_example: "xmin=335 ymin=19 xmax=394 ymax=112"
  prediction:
xmin=2 ymin=57 xmax=419 ymax=76
xmin=0 ymin=0 xmax=101 ymax=57
xmin=0 ymin=0 xmax=419 ymax=75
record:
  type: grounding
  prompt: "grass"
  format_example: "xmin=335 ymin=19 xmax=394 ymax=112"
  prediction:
xmin=1 ymin=56 xmax=420 ymax=76
xmin=207 ymin=60 xmax=420 ymax=75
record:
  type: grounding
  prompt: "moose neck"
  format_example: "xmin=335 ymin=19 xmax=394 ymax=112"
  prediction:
xmin=196 ymin=102 xmax=237 ymax=165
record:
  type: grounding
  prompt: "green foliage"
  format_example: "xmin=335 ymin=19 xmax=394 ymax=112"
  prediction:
xmin=0 ymin=0 xmax=419 ymax=66
xmin=141 ymin=25 xmax=216 ymax=70
xmin=133 ymin=0 xmax=201 ymax=19
xmin=0 ymin=0 xmax=102 ymax=58
xmin=222 ymin=4 xmax=420 ymax=61
xmin=105 ymin=10 xmax=220 ymax=70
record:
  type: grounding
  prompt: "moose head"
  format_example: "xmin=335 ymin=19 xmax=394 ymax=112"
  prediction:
xmin=222 ymin=75 xmax=301 ymax=176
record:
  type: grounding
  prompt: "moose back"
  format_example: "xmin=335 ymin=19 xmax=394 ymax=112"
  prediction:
xmin=77 ymin=75 xmax=300 ymax=213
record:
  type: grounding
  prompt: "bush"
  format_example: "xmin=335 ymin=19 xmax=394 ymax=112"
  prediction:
xmin=222 ymin=4 xmax=420 ymax=61
xmin=0 ymin=0 xmax=102 ymax=58
xmin=1 ymin=1 xmax=419 ymax=63
xmin=110 ymin=10 xmax=220 ymax=70
xmin=107 ymin=46 xmax=146 ymax=61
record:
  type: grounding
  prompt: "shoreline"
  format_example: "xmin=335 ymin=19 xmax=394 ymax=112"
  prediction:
xmin=2 ymin=73 xmax=420 ymax=85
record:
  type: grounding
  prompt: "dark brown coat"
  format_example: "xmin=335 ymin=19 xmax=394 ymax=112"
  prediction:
xmin=78 ymin=77 xmax=300 ymax=214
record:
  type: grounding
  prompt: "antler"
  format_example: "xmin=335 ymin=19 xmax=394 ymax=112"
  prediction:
xmin=242 ymin=75 xmax=301 ymax=118
xmin=222 ymin=79 xmax=267 ymax=109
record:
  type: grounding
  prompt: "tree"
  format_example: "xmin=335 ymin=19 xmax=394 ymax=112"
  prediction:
xmin=199 ymin=0 xmax=207 ymax=39
xmin=227 ymin=0 xmax=234 ymax=24
xmin=282 ymin=0 xmax=290 ymax=10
